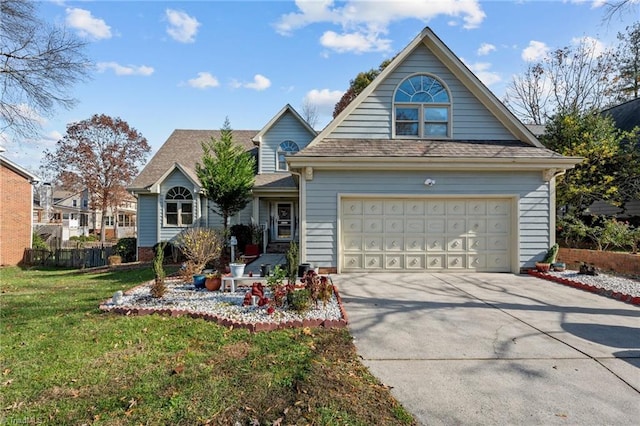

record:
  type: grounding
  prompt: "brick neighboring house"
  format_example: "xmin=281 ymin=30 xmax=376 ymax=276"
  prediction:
xmin=0 ymin=153 xmax=39 ymax=266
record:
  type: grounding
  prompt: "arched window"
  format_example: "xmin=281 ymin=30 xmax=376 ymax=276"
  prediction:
xmin=394 ymin=74 xmax=451 ymax=138
xmin=165 ymin=186 xmax=193 ymax=226
xmin=277 ymin=140 xmax=299 ymax=171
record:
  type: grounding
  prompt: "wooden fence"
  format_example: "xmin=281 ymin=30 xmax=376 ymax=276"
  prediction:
xmin=23 ymin=246 xmax=116 ymax=268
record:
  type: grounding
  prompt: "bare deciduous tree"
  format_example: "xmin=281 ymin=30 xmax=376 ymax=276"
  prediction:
xmin=44 ymin=115 xmax=150 ymax=242
xmin=301 ymin=99 xmax=319 ymax=129
xmin=613 ymin=22 xmax=640 ymax=102
xmin=0 ymin=0 xmax=90 ymax=139
xmin=602 ymin=0 xmax=640 ymax=22
xmin=505 ymin=38 xmax=616 ymax=123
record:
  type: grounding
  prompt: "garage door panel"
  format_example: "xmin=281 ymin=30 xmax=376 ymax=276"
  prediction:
xmin=384 ymin=235 xmax=404 ymax=251
xmin=427 ymin=219 xmax=445 ymax=233
xmin=343 ymin=199 xmax=363 ymax=215
xmin=406 ymin=200 xmax=425 ymax=215
xmin=344 ymin=235 xmax=363 ymax=252
xmin=468 ymin=200 xmax=487 ymax=215
xmin=344 ymin=218 xmax=363 ymax=233
xmin=468 ymin=218 xmax=487 ymax=233
xmin=488 ymin=219 xmax=509 ymax=234
xmin=364 ymin=254 xmax=383 ymax=269
xmin=406 ymin=219 xmax=425 ymax=233
xmin=427 ymin=200 xmax=446 ymax=215
xmin=341 ymin=197 xmax=511 ymax=272
xmin=385 ymin=254 xmax=404 ymax=269
xmin=468 ymin=237 xmax=486 ymax=251
xmin=469 ymin=254 xmax=486 ymax=269
xmin=427 ymin=255 xmax=445 ymax=269
xmin=447 ymin=218 xmax=466 ymax=234
xmin=447 ymin=200 xmax=466 ymax=215
xmin=364 ymin=200 xmax=383 ymax=214
xmin=447 ymin=237 xmax=466 ymax=252
xmin=344 ymin=254 xmax=362 ymax=269
xmin=364 ymin=236 xmax=383 ymax=251
xmin=385 ymin=218 xmax=404 ymax=233
xmin=407 ymin=254 xmax=426 ymax=269
xmin=364 ymin=218 xmax=383 ymax=233
xmin=406 ymin=237 xmax=426 ymax=251
xmin=384 ymin=200 xmax=404 ymax=215
xmin=427 ymin=236 xmax=445 ymax=251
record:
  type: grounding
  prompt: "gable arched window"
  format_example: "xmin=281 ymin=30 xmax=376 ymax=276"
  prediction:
xmin=277 ymin=140 xmax=299 ymax=171
xmin=165 ymin=186 xmax=193 ymax=226
xmin=394 ymin=74 xmax=451 ymax=138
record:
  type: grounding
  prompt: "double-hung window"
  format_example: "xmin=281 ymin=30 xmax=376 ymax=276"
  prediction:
xmin=277 ymin=140 xmax=299 ymax=171
xmin=165 ymin=186 xmax=193 ymax=226
xmin=394 ymin=74 xmax=451 ymax=138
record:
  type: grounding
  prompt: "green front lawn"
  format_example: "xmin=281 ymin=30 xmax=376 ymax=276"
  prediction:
xmin=0 ymin=266 xmax=416 ymax=425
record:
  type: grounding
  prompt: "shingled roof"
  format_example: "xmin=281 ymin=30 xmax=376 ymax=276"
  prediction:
xmin=130 ymin=129 xmax=258 ymax=191
xmin=296 ymin=139 xmax=566 ymax=159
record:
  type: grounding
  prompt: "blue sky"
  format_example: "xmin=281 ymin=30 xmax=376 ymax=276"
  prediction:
xmin=3 ymin=0 xmax=639 ymax=174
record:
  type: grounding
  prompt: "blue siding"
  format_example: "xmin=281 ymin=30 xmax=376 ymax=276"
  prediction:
xmin=137 ymin=194 xmax=157 ymax=247
xmin=260 ymin=111 xmax=315 ymax=173
xmin=330 ymin=44 xmax=515 ymax=140
xmin=303 ymin=170 xmax=550 ymax=271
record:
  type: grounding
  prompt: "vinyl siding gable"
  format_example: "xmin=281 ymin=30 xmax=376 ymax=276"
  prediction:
xmin=329 ymin=44 xmax=515 ymax=141
xmin=260 ymin=111 xmax=315 ymax=173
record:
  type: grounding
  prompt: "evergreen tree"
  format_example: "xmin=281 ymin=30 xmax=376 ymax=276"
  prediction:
xmin=196 ymin=118 xmax=256 ymax=234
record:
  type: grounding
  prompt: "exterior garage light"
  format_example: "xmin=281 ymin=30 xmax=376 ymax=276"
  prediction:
xmin=424 ymin=178 xmax=436 ymax=186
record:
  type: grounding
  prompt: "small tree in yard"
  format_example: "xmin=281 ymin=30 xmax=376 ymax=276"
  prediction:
xmin=196 ymin=118 xmax=255 ymax=235
xmin=151 ymin=242 xmax=166 ymax=299
xmin=43 ymin=114 xmax=151 ymax=242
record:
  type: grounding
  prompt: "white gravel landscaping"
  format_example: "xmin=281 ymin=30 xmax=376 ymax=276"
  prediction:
xmin=102 ymin=278 xmax=345 ymax=325
xmin=546 ymin=270 xmax=640 ymax=298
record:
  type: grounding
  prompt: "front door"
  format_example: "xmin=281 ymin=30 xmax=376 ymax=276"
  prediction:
xmin=276 ymin=202 xmax=293 ymax=240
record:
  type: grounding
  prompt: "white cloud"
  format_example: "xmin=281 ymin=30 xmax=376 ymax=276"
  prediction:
xmin=166 ymin=9 xmax=200 ymax=43
xmin=97 ymin=62 xmax=154 ymax=76
xmin=571 ymin=36 xmax=607 ymax=57
xmin=187 ymin=72 xmax=219 ymax=89
xmin=232 ymin=74 xmax=271 ymax=91
xmin=65 ymin=8 xmax=112 ymax=40
xmin=522 ymin=40 xmax=549 ymax=62
xmin=275 ymin=0 xmax=485 ymax=54
xmin=477 ymin=42 xmax=496 ymax=56
xmin=304 ymin=88 xmax=344 ymax=108
xmin=463 ymin=61 xmax=501 ymax=87
xmin=320 ymin=30 xmax=391 ymax=54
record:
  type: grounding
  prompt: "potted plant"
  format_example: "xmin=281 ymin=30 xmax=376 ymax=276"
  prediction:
xmin=229 ymin=256 xmax=246 ymax=278
xmin=535 ymin=243 xmax=559 ymax=272
xmin=205 ymin=271 xmax=222 ymax=291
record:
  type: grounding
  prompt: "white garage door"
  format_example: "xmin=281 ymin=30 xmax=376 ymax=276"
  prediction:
xmin=341 ymin=198 xmax=512 ymax=272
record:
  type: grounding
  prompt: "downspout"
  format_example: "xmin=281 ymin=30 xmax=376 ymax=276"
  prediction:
xmin=288 ymin=170 xmax=305 ymax=264
xmin=549 ymin=169 xmax=566 ymax=247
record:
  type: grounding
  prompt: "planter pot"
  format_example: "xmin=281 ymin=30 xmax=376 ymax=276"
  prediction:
xmin=193 ymin=274 xmax=206 ymax=289
xmin=230 ymin=263 xmax=245 ymax=278
xmin=205 ymin=277 xmax=222 ymax=291
xmin=535 ymin=262 xmax=551 ymax=272
xmin=552 ymin=262 xmax=566 ymax=272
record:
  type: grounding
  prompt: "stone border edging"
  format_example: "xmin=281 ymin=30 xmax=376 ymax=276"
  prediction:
xmin=99 ymin=279 xmax=349 ymax=332
xmin=527 ymin=270 xmax=640 ymax=306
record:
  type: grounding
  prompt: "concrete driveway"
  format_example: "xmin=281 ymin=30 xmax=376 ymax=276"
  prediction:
xmin=333 ymin=273 xmax=640 ymax=425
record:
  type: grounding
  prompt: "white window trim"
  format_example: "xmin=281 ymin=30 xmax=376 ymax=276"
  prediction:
xmin=392 ymin=73 xmax=453 ymax=139
xmin=277 ymin=140 xmax=299 ymax=171
xmin=164 ymin=186 xmax=194 ymax=227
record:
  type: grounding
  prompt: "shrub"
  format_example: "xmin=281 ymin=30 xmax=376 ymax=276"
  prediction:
xmin=115 ymin=237 xmax=136 ymax=262
xmin=174 ymin=227 xmax=223 ymax=274
xmin=32 ymin=233 xmax=49 ymax=250
xmin=151 ymin=242 xmax=166 ymax=298
xmin=287 ymin=288 xmax=311 ymax=313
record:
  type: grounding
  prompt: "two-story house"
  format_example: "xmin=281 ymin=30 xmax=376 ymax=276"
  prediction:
xmin=129 ymin=27 xmax=581 ymax=273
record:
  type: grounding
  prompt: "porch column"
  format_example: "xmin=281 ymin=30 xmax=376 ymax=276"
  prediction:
xmin=252 ymin=195 xmax=259 ymax=225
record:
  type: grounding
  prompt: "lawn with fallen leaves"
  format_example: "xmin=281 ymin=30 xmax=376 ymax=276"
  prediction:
xmin=0 ymin=266 xmax=416 ymax=425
